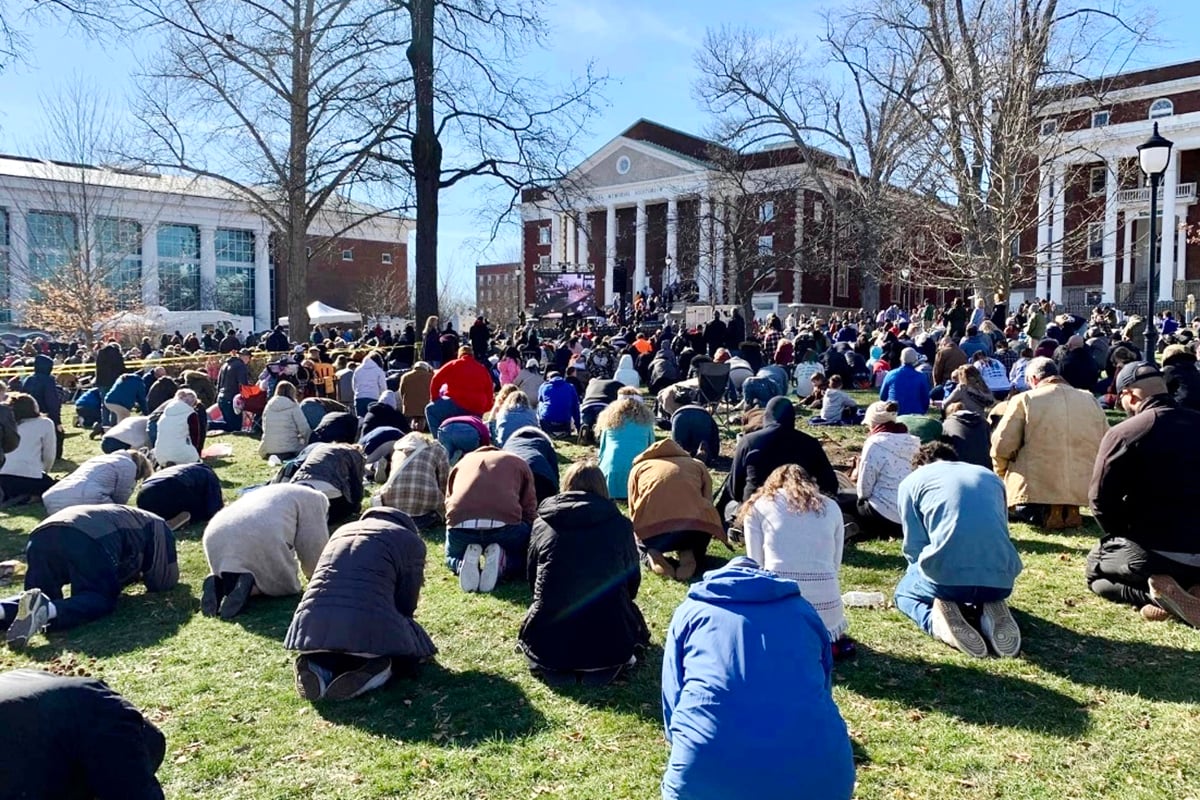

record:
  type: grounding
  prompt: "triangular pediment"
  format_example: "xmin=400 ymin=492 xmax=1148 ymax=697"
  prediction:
xmin=571 ymin=138 xmax=705 ymax=191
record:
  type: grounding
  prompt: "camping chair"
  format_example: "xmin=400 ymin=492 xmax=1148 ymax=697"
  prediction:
xmin=694 ymin=361 xmax=733 ymax=427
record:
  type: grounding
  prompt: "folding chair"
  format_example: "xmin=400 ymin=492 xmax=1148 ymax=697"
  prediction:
xmin=694 ymin=361 xmax=733 ymax=427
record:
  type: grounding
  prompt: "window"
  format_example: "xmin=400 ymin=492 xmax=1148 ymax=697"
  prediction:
xmin=215 ymin=228 xmax=256 ymax=318
xmin=813 ymin=199 xmax=823 ymax=224
xmin=759 ymin=201 xmax=775 ymax=223
xmin=1089 ymin=166 xmax=1107 ymax=197
xmin=538 ymin=254 xmax=550 ymax=268
xmin=1149 ymin=98 xmax=1174 ymax=119
xmin=341 ymin=248 xmax=353 ymax=262
xmin=1087 ymin=222 xmax=1104 ymax=261
xmin=537 ymin=225 xmax=551 ymax=246
xmin=757 ymin=235 xmax=774 ymax=256
xmin=1010 ymin=236 xmax=1021 ymax=260
xmin=836 ymin=263 xmax=850 ymax=297
xmin=1040 ymin=118 xmax=1058 ymax=136
xmin=157 ymin=224 xmax=201 ymax=311
xmin=1091 ymin=110 xmax=1110 ymax=128
xmin=95 ymin=217 xmax=142 ymax=304
xmin=0 ymin=209 xmax=8 ymax=323
xmin=382 ymin=252 xmax=393 ymax=265
xmin=26 ymin=211 xmax=77 ymax=293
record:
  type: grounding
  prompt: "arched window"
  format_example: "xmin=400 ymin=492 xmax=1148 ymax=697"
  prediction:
xmin=1149 ymin=98 xmax=1174 ymax=119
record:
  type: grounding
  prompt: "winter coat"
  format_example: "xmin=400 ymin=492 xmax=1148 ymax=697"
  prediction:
xmin=146 ymin=376 xmax=179 ymax=414
xmin=669 ymin=406 xmax=719 ymax=461
xmin=42 ymin=453 xmax=140 ymax=515
xmin=19 ymin=354 xmax=62 ymax=424
xmin=0 ymin=416 xmax=55 ymax=478
xmin=520 ymin=492 xmax=649 ymax=671
xmin=649 ymin=352 xmax=680 ymax=394
xmin=537 ymin=376 xmax=581 ymax=429
xmin=597 ymin=417 xmax=655 ymax=500
xmin=1162 ymin=351 xmax=1200 ymax=411
xmin=501 ymin=426 xmax=560 ymax=502
xmin=940 ymin=409 xmax=991 ymax=469
xmin=310 ymin=411 xmax=358 ymax=444
xmin=944 ymin=383 xmax=993 ymax=417
xmin=990 ymin=377 xmax=1108 ymax=507
xmin=359 ymin=399 xmax=410 ymax=439
xmin=932 ymin=345 xmax=968 ymax=386
xmin=284 ymin=507 xmax=437 ymax=659
xmin=216 ymin=355 xmax=250 ymax=398
xmin=613 ymin=354 xmax=641 ymax=388
xmin=94 ymin=343 xmax=126 ymax=388
xmin=430 ymin=356 xmax=495 ymax=416
xmin=0 ymin=403 xmax=18 ymax=470
xmin=352 ymin=356 xmax=388 ymax=403
xmin=137 ymin=463 xmax=224 ymax=523
xmin=376 ymin=433 xmax=449 ymax=519
xmin=493 ymin=406 xmax=538 ymax=447
xmin=661 ymin=558 xmax=855 ymax=800
xmin=203 ymin=483 xmax=330 ymax=597
xmin=446 ymin=447 xmax=538 ymax=527
xmin=628 ymin=439 xmax=724 ymax=543
xmin=422 ymin=329 xmax=441 ymax=364
xmin=153 ymin=399 xmax=201 ymax=466
xmin=300 ymin=397 xmax=347 ymax=431
xmin=292 ymin=443 xmax=366 ymax=507
xmin=33 ymin=504 xmax=178 ymax=592
xmin=857 ymin=430 xmax=921 ymax=523
xmin=720 ymin=397 xmax=837 ymax=508
xmin=104 ymin=373 xmax=148 ymax=413
xmin=182 ymin=370 xmax=217 ymax=408
xmin=879 ymin=364 xmax=930 ymax=415
xmin=515 ymin=367 xmax=545 ymax=406
xmin=1058 ymin=347 xmax=1100 ymax=392
xmin=259 ymin=395 xmax=312 ymax=458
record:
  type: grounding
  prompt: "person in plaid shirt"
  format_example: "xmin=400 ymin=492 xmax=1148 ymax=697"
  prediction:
xmin=374 ymin=432 xmax=449 ymax=530
xmin=761 ymin=315 xmax=784 ymax=364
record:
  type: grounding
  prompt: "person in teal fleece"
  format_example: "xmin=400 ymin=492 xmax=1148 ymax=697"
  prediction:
xmin=661 ymin=556 xmax=855 ymax=800
xmin=894 ymin=442 xmax=1024 ymax=658
xmin=596 ymin=388 xmax=656 ymax=500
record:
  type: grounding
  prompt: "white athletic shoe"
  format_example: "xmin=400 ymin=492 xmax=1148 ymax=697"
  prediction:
xmin=980 ymin=600 xmax=1022 ymax=657
xmin=6 ymin=589 xmax=50 ymax=649
xmin=479 ymin=544 xmax=504 ymax=593
xmin=459 ymin=544 xmax=483 ymax=592
xmin=930 ymin=599 xmax=989 ymax=658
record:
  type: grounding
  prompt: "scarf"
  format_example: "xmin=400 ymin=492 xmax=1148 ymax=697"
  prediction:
xmin=869 ymin=421 xmax=909 ymax=437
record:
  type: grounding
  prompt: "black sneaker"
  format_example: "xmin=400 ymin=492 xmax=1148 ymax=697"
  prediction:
xmin=218 ymin=573 xmax=255 ymax=620
xmin=324 ymin=656 xmax=393 ymax=700
xmin=6 ymin=589 xmax=50 ymax=649
xmin=200 ymin=575 xmax=222 ymax=618
xmin=294 ymin=655 xmax=329 ymax=701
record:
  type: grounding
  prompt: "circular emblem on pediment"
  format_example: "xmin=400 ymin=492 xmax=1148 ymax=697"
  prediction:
xmin=616 ymin=155 xmax=631 ymax=175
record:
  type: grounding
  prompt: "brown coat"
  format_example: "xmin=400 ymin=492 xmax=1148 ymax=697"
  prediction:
xmin=627 ymin=439 xmax=726 ymax=543
xmin=399 ymin=367 xmax=434 ymax=418
xmin=990 ymin=377 xmax=1109 ymax=507
xmin=933 ymin=344 xmax=968 ymax=385
xmin=446 ymin=447 xmax=538 ymax=527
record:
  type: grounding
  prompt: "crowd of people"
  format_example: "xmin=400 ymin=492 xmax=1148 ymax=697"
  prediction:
xmin=1 ymin=293 xmax=1199 ymax=798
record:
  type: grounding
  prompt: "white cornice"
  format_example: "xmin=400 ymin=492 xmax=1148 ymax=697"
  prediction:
xmin=1042 ymin=74 xmax=1200 ymax=115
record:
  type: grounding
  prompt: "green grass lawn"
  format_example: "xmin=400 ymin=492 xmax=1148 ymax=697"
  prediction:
xmin=2 ymin=399 xmax=1200 ymax=799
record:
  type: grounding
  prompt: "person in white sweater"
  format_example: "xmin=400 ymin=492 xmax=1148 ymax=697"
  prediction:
xmin=41 ymin=451 xmax=152 ymax=516
xmin=259 ymin=382 xmax=312 ymax=459
xmin=152 ymin=390 xmax=202 ymax=467
xmin=0 ymin=393 xmax=57 ymax=506
xmin=851 ymin=401 xmax=921 ymax=538
xmin=351 ymin=352 xmax=388 ymax=417
xmin=201 ymin=483 xmax=331 ymax=620
xmin=738 ymin=463 xmax=853 ymax=660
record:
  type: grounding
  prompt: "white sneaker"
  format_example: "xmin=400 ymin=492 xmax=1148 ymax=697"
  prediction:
xmin=6 ymin=589 xmax=50 ymax=649
xmin=459 ymin=544 xmax=483 ymax=592
xmin=479 ymin=544 xmax=504 ymax=593
xmin=980 ymin=600 xmax=1022 ymax=657
xmin=930 ymin=599 xmax=989 ymax=658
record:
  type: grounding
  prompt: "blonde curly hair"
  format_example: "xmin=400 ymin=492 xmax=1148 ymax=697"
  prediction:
xmin=596 ymin=393 xmax=654 ymax=431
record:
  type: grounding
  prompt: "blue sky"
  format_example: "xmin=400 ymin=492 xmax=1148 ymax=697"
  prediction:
xmin=1 ymin=0 xmax=1198 ymax=301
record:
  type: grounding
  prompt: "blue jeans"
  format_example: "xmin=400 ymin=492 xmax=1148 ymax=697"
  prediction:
xmin=893 ymin=563 xmax=1011 ymax=635
xmin=437 ymin=423 xmax=484 ymax=465
xmin=1 ymin=527 xmax=120 ymax=630
xmin=355 ymin=397 xmax=373 ymax=417
xmin=445 ymin=522 xmax=531 ymax=579
xmin=425 ymin=398 xmax=469 ymax=433
xmin=215 ymin=395 xmax=239 ymax=432
xmin=96 ymin=385 xmax=114 ymax=426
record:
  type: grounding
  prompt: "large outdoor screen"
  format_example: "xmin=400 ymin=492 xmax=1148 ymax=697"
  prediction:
xmin=532 ymin=272 xmax=596 ymax=317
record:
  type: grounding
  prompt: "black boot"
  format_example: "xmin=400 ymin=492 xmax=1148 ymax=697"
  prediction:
xmin=218 ymin=573 xmax=255 ymax=620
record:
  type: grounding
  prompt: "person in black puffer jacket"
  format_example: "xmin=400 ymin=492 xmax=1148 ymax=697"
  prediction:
xmin=1161 ymin=344 xmax=1200 ymax=412
xmin=938 ymin=403 xmax=991 ymax=469
xmin=519 ymin=461 xmax=649 ymax=684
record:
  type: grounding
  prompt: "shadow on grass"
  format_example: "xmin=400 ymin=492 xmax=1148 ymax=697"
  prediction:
xmin=842 ymin=545 xmax=905 ymax=573
xmin=232 ymin=594 xmax=300 ymax=641
xmin=1016 ymin=611 xmax=1200 ymax=703
xmin=1009 ymin=536 xmax=1090 ymax=557
xmin=836 ymin=644 xmax=1089 ymax=737
xmin=533 ymin=643 xmax=665 ymax=725
xmin=23 ymin=582 xmax=195 ymax=659
xmin=314 ymin=662 xmax=546 ymax=745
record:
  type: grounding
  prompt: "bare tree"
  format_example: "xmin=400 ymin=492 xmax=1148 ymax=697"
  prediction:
xmin=349 ymin=269 xmax=408 ymax=329
xmin=126 ymin=0 xmax=414 ymax=336
xmin=0 ymin=0 xmax=115 ymax=69
xmin=379 ymin=0 xmax=604 ymax=327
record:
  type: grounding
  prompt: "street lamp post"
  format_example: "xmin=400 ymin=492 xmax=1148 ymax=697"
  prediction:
xmin=1137 ymin=122 xmax=1174 ymax=364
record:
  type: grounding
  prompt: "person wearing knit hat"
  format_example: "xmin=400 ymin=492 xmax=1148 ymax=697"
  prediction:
xmin=878 ymin=347 xmax=931 ymax=416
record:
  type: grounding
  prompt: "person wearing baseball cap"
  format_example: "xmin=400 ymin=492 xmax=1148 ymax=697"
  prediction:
xmin=1088 ymin=361 xmax=1200 ymax=625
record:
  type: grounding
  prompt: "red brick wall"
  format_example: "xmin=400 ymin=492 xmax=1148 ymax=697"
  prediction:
xmin=275 ymin=236 xmax=407 ymax=321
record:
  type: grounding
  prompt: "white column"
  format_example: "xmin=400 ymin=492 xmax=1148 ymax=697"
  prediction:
xmin=714 ymin=199 xmax=726 ymax=303
xmin=1178 ymin=213 xmax=1188 ymax=283
xmin=794 ymin=190 xmax=805 ymax=304
xmin=698 ymin=197 xmax=712 ymax=300
xmin=1102 ymin=157 xmax=1119 ymax=303
xmin=565 ymin=211 xmax=577 ymax=268
xmin=141 ymin=221 xmax=159 ymax=308
xmin=1035 ymin=166 xmax=1050 ymax=300
xmin=1122 ymin=213 xmax=1134 ymax=285
xmin=576 ymin=211 xmax=589 ymax=269
xmin=254 ymin=226 xmax=271 ymax=330
xmin=634 ymin=199 xmax=647 ymax=295
xmin=1159 ymin=157 xmax=1179 ymax=301
xmin=1050 ymin=161 xmax=1066 ymax=303
xmin=199 ymin=223 xmax=217 ymax=309
xmin=550 ymin=211 xmax=562 ymax=266
xmin=665 ymin=197 xmax=678 ymax=288
xmin=8 ymin=207 xmax=28 ymax=320
xmin=604 ymin=204 xmax=617 ymax=306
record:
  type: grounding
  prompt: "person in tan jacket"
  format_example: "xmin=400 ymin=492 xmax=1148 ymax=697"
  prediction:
xmin=627 ymin=439 xmax=726 ymax=581
xmin=399 ymin=362 xmax=435 ymax=431
xmin=990 ymin=356 xmax=1109 ymax=529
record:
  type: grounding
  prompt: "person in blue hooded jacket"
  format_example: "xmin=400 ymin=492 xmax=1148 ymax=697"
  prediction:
xmin=878 ymin=347 xmax=931 ymax=415
xmin=537 ymin=372 xmax=581 ymax=435
xmin=104 ymin=372 xmax=149 ymax=424
xmin=660 ymin=556 xmax=855 ymax=800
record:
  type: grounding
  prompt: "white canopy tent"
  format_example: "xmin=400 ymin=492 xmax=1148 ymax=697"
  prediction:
xmin=278 ymin=301 xmax=362 ymax=327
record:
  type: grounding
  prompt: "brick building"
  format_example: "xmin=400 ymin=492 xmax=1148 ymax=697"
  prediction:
xmin=1015 ymin=59 xmax=1200 ymax=309
xmin=475 ymin=261 xmax=523 ymax=325
xmin=0 ymin=155 xmax=411 ymax=329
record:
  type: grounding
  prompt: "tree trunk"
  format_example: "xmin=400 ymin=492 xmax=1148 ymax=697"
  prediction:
xmin=409 ymin=0 xmax=441 ymax=325
xmin=286 ymin=6 xmax=312 ymax=337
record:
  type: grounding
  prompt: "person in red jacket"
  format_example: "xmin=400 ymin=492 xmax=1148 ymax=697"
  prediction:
xmin=426 ymin=346 xmax=495 ymax=432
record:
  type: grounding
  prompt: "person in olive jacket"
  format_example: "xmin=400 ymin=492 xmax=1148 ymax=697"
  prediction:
xmin=519 ymin=461 xmax=649 ymax=685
